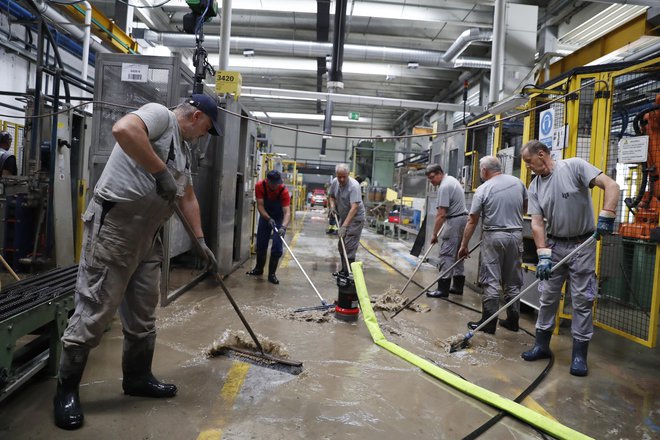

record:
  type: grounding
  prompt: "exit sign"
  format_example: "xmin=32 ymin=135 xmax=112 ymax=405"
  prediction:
xmin=348 ymin=111 xmax=360 ymax=120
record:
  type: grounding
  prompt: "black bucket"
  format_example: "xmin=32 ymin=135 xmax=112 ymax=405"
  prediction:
xmin=335 ymin=273 xmax=359 ymax=322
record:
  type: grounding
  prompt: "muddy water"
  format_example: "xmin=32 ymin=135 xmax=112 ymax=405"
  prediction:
xmin=372 ymin=286 xmax=429 ymax=312
xmin=206 ymin=329 xmax=290 ymax=358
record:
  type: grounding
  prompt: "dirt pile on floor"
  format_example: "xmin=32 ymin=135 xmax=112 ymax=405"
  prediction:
xmin=434 ymin=333 xmax=493 ymax=354
xmin=285 ymin=308 xmax=334 ymax=323
xmin=372 ymin=286 xmax=428 ymax=312
xmin=206 ymin=329 xmax=289 ymax=358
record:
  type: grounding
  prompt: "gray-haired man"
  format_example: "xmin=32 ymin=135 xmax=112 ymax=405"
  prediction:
xmin=459 ymin=156 xmax=527 ymax=334
xmin=425 ymin=164 xmax=468 ymax=298
xmin=521 ymin=140 xmax=619 ymax=376
xmin=328 ymin=163 xmax=365 ymax=275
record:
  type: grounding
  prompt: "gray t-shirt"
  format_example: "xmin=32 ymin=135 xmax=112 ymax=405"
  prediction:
xmin=436 ymin=174 xmax=467 ymax=217
xmin=329 ymin=176 xmax=365 ymax=221
xmin=470 ymin=173 xmax=527 ymax=230
xmin=95 ymin=103 xmax=192 ymax=202
xmin=527 ymin=158 xmax=601 ymax=237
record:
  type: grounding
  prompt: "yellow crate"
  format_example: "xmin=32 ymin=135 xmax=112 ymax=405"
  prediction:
xmin=215 ymin=71 xmax=242 ymax=98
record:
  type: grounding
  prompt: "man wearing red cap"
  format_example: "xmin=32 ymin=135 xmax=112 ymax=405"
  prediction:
xmin=247 ymin=169 xmax=291 ymax=284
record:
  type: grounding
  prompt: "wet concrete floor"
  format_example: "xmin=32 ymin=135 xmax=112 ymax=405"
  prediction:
xmin=1 ymin=208 xmax=659 ymax=439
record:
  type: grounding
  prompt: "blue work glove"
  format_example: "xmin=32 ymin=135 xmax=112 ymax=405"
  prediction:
xmin=152 ymin=168 xmax=178 ymax=203
xmin=268 ymin=218 xmax=277 ymax=230
xmin=536 ymin=248 xmax=553 ymax=280
xmin=277 ymin=226 xmax=286 ymax=237
xmin=197 ymin=237 xmax=218 ymax=274
xmin=596 ymin=210 xmax=616 ymax=238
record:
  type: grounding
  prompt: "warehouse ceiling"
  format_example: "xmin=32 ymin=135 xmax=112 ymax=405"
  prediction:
xmin=86 ymin=0 xmax=654 ymax=131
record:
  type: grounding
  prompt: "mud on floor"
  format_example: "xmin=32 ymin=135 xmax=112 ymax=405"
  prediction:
xmin=371 ymin=286 xmax=429 ymax=313
xmin=206 ymin=329 xmax=290 ymax=358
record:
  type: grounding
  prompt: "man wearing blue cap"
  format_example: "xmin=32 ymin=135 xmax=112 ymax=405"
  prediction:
xmin=53 ymin=94 xmax=221 ymax=430
xmin=247 ymin=169 xmax=291 ymax=284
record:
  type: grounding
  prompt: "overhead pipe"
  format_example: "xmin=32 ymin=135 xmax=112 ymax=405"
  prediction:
xmin=323 ymin=0 xmax=348 ymax=142
xmin=441 ymin=28 xmax=493 ymax=63
xmin=218 ymin=0 xmax=231 ymax=71
xmin=242 ymin=86 xmax=485 ymax=114
xmin=489 ymin=0 xmax=506 ymax=104
xmin=143 ymin=31 xmax=492 ymax=69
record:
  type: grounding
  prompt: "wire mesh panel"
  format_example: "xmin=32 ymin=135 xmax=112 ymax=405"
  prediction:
xmin=575 ymin=78 xmax=595 ymax=162
xmin=596 ymin=61 xmax=660 ymax=345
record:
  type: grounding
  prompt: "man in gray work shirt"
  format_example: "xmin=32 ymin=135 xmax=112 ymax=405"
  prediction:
xmin=521 ymin=140 xmax=619 ymax=377
xmin=54 ymin=95 xmax=221 ymax=430
xmin=459 ymin=156 xmax=527 ymax=334
xmin=425 ymin=164 xmax=468 ymax=298
xmin=328 ymin=163 xmax=365 ymax=275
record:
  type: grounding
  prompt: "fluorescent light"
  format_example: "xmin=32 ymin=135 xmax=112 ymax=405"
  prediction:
xmin=243 ymin=48 xmax=255 ymax=57
xmin=407 ymin=61 xmax=419 ymax=69
xmin=250 ymin=112 xmax=371 ymax=123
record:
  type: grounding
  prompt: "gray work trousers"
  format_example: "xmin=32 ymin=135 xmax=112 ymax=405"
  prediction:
xmin=438 ymin=215 xmax=467 ymax=277
xmin=61 ymin=190 xmax=173 ymax=349
xmin=536 ymin=238 xmax=597 ymax=341
xmin=338 ymin=218 xmax=364 ymax=260
xmin=478 ymin=230 xmax=523 ymax=312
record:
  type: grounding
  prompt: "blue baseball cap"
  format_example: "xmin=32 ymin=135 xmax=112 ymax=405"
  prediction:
xmin=266 ymin=170 xmax=283 ymax=184
xmin=188 ymin=94 xmax=222 ymax=136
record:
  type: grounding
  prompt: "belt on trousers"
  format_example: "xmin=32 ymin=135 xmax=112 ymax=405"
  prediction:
xmin=547 ymin=232 xmax=594 ymax=242
xmin=446 ymin=213 xmax=467 ymax=219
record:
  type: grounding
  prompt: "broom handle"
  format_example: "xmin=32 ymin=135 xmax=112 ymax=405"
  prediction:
xmin=173 ymin=204 xmax=265 ymax=354
xmin=399 ymin=224 xmax=445 ymax=296
xmin=469 ymin=235 xmax=597 ymax=335
xmin=334 ymin=213 xmax=352 ymax=275
xmin=275 ymin=226 xmax=327 ymax=305
xmin=0 ymin=254 xmax=20 ymax=281
xmin=390 ymin=240 xmax=482 ymax=318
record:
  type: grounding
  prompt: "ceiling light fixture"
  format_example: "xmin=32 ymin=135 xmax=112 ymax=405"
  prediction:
xmin=407 ymin=61 xmax=419 ymax=69
xmin=243 ymin=48 xmax=255 ymax=57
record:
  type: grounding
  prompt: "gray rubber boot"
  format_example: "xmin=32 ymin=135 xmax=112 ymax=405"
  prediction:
xmin=122 ymin=336 xmax=177 ymax=398
xmin=53 ymin=345 xmax=89 ymax=430
xmin=569 ymin=339 xmax=589 ymax=377
xmin=247 ymin=252 xmax=267 ymax=276
xmin=521 ymin=329 xmax=553 ymax=361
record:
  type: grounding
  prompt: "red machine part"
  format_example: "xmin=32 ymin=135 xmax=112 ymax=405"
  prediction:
xmin=620 ymin=93 xmax=660 ymax=240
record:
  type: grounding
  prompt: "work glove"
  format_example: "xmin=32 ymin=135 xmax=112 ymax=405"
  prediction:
xmin=197 ymin=237 xmax=218 ymax=274
xmin=596 ymin=209 xmax=616 ymax=238
xmin=277 ymin=226 xmax=286 ymax=237
xmin=536 ymin=248 xmax=553 ymax=280
xmin=338 ymin=226 xmax=347 ymax=238
xmin=329 ymin=206 xmax=338 ymax=218
xmin=268 ymin=218 xmax=277 ymax=230
xmin=152 ymin=168 xmax=178 ymax=203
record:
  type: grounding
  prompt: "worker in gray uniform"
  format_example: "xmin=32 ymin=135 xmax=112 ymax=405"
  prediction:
xmin=425 ymin=163 xmax=468 ymax=298
xmin=53 ymin=94 xmax=221 ymax=430
xmin=458 ymin=156 xmax=527 ymax=334
xmin=521 ymin=140 xmax=619 ymax=377
xmin=328 ymin=163 xmax=365 ymax=275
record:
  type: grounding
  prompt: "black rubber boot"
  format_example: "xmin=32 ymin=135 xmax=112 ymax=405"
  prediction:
xmin=268 ymin=255 xmax=281 ymax=284
xmin=427 ymin=278 xmax=451 ymax=298
xmin=122 ymin=336 xmax=177 ymax=398
xmin=247 ymin=252 xmax=267 ymax=276
xmin=569 ymin=339 xmax=589 ymax=377
xmin=53 ymin=345 xmax=89 ymax=430
xmin=521 ymin=329 xmax=553 ymax=361
xmin=499 ymin=309 xmax=519 ymax=332
xmin=467 ymin=313 xmax=497 ymax=334
xmin=449 ymin=275 xmax=465 ymax=295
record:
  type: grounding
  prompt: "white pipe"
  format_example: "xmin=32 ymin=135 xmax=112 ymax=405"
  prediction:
xmin=241 ymin=86 xmax=485 ymax=113
xmin=219 ymin=0 xmax=232 ymax=71
xmin=489 ymin=0 xmax=506 ymax=104
xmin=81 ymin=1 xmax=92 ymax=82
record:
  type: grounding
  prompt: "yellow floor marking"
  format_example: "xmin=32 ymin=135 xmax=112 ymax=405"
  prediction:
xmin=359 ymin=240 xmax=396 ymax=274
xmin=492 ymin=370 xmax=557 ymax=421
xmin=196 ymin=361 xmax=250 ymax=440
